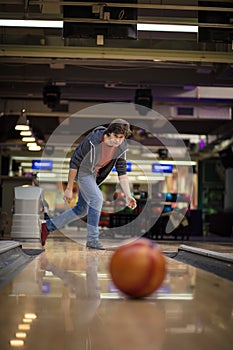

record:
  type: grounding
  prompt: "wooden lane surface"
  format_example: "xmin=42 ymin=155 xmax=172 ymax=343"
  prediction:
xmin=0 ymin=239 xmax=232 ymax=350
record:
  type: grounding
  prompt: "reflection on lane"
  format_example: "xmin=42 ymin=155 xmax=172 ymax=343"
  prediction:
xmin=1 ymin=241 xmax=232 ymax=350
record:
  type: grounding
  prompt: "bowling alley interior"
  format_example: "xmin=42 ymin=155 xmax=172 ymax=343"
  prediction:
xmin=0 ymin=1 xmax=233 ymax=349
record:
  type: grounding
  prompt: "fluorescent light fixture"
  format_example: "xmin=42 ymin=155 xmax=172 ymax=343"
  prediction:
xmin=159 ymin=160 xmax=196 ymax=166
xmin=37 ymin=172 xmax=56 ymax=178
xmin=100 ymin=292 xmax=193 ymax=300
xmin=137 ymin=23 xmax=198 ymax=33
xmin=0 ymin=19 xmax=63 ymax=28
xmin=0 ymin=19 xmax=198 ymax=33
xmin=137 ymin=175 xmax=165 ymax=181
xmin=20 ymin=162 xmax=31 ymax=167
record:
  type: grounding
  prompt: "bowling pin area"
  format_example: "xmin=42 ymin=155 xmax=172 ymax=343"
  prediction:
xmin=0 ymin=235 xmax=232 ymax=350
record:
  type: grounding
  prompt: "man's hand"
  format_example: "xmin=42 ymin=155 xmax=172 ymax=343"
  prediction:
xmin=63 ymin=168 xmax=77 ymax=203
xmin=63 ymin=188 xmax=73 ymax=203
xmin=118 ymin=174 xmax=137 ymax=210
xmin=126 ymin=196 xmax=137 ymax=210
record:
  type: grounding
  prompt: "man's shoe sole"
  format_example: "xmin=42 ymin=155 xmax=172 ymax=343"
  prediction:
xmin=86 ymin=245 xmax=105 ymax=250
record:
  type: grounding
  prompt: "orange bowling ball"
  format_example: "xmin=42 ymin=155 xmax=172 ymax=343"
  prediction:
xmin=109 ymin=238 xmax=167 ymax=298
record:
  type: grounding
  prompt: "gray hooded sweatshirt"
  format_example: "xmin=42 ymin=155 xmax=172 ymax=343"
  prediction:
xmin=69 ymin=126 xmax=128 ymax=185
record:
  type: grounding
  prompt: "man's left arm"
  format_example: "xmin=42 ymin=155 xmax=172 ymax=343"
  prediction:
xmin=118 ymin=174 xmax=137 ymax=209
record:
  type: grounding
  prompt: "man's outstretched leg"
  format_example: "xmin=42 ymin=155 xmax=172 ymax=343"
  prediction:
xmin=41 ymin=195 xmax=88 ymax=246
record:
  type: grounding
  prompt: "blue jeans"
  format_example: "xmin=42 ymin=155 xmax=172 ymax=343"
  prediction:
xmin=46 ymin=174 xmax=103 ymax=241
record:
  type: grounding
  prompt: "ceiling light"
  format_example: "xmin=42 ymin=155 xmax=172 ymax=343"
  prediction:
xmin=22 ymin=318 xmax=32 ymax=323
xmin=0 ymin=19 xmax=63 ymax=28
xmin=9 ymin=339 xmax=24 ymax=346
xmin=28 ymin=145 xmax=41 ymax=151
xmin=22 ymin=136 xmax=36 ymax=142
xmin=24 ymin=313 xmax=37 ymax=320
xmin=15 ymin=109 xmax=29 ymax=131
xmin=26 ymin=142 xmax=37 ymax=147
xmin=15 ymin=332 xmax=27 ymax=339
xmin=137 ymin=24 xmax=198 ymax=33
xmin=20 ymin=130 xmax=32 ymax=136
xmin=18 ymin=324 xmax=30 ymax=330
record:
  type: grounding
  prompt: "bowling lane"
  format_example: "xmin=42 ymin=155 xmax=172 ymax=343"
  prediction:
xmin=0 ymin=239 xmax=233 ymax=350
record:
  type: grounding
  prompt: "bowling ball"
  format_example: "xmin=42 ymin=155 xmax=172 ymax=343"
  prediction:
xmin=109 ymin=238 xmax=166 ymax=298
xmin=113 ymin=191 xmax=125 ymax=200
xmin=116 ymin=200 xmax=125 ymax=207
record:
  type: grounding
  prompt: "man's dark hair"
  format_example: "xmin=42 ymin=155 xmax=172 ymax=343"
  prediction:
xmin=106 ymin=119 xmax=131 ymax=138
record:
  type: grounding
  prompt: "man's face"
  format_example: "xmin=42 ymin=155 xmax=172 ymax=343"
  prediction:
xmin=104 ymin=132 xmax=125 ymax=147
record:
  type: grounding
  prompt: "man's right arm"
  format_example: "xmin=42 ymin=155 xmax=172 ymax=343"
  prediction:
xmin=63 ymin=168 xmax=77 ymax=203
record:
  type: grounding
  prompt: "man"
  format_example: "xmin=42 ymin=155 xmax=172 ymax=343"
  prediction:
xmin=41 ymin=119 xmax=137 ymax=250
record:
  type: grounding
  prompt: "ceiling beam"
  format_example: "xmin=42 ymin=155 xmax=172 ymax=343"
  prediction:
xmin=1 ymin=45 xmax=233 ymax=63
xmin=3 ymin=1 xmax=232 ymax=13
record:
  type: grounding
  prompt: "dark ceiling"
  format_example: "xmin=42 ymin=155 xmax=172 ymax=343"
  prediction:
xmin=0 ymin=0 xmax=233 ymax=158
